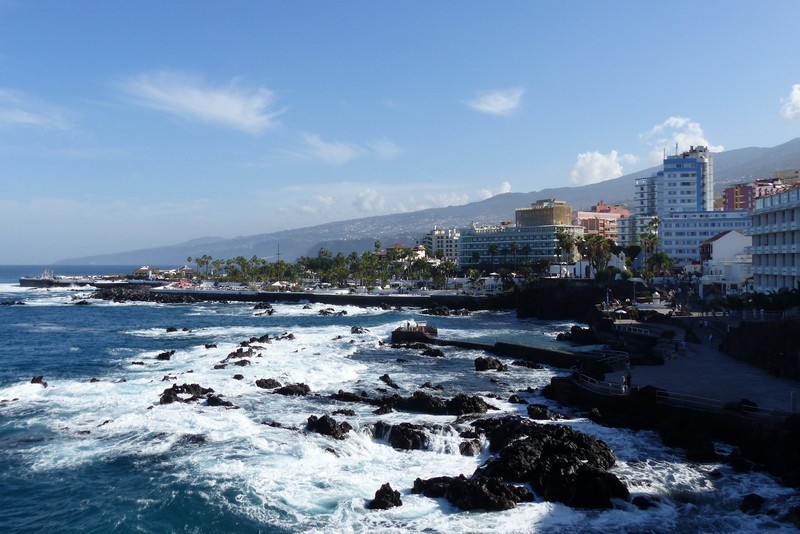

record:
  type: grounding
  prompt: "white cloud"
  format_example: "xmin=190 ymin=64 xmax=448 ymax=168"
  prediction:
xmin=781 ymin=84 xmax=800 ymax=120
xmin=119 ymin=70 xmax=281 ymax=133
xmin=478 ymin=181 xmax=512 ymax=199
xmin=280 ymin=135 xmax=401 ymax=166
xmin=368 ymin=137 xmax=404 ymax=159
xmin=395 ymin=192 xmax=470 ymax=212
xmin=570 ymin=150 xmax=637 ymax=186
xmin=0 ymin=88 xmax=71 ymax=130
xmin=314 ymin=194 xmax=334 ymax=207
xmin=354 ymin=188 xmax=385 ymax=212
xmin=424 ymin=192 xmax=470 ymax=207
xmin=641 ymin=116 xmax=723 ymax=164
xmin=464 ymin=87 xmax=523 ymax=116
xmin=302 ymin=133 xmax=366 ymax=165
xmin=274 ymin=181 xmax=472 ymax=224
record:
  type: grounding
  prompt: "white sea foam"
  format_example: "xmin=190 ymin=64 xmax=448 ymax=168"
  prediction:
xmin=2 ymin=299 xmax=799 ymax=533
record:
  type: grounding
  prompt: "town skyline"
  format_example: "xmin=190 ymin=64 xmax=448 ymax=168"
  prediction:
xmin=2 ymin=2 xmax=799 ymax=264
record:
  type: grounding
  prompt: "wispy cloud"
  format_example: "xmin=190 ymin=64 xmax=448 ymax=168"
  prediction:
xmin=464 ymin=87 xmax=523 ymax=116
xmin=641 ymin=116 xmax=723 ymax=164
xmin=781 ymin=84 xmax=800 ymax=121
xmin=298 ymin=134 xmax=403 ymax=165
xmin=0 ymin=88 xmax=71 ymax=130
xmin=570 ymin=150 xmax=637 ymax=186
xmin=285 ymin=181 xmax=471 ymax=220
xmin=368 ymin=137 xmax=404 ymax=159
xmin=118 ymin=70 xmax=282 ymax=133
xmin=478 ymin=181 xmax=512 ymax=200
xmin=302 ymin=133 xmax=366 ymax=165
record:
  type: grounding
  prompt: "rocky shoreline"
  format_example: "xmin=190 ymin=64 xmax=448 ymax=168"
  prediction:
xmin=79 ymin=282 xmax=800 ymax=523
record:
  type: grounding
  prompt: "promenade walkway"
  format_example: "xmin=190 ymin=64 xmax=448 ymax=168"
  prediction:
xmin=610 ymin=314 xmax=800 ymax=414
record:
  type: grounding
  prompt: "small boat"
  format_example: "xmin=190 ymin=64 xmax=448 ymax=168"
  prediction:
xmin=391 ymin=320 xmax=438 ymax=343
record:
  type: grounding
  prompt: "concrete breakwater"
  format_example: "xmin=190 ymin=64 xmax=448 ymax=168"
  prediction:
xmin=147 ymin=288 xmax=516 ymax=310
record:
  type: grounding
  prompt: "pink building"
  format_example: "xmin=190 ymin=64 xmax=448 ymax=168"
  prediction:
xmin=723 ymin=179 xmax=785 ymax=211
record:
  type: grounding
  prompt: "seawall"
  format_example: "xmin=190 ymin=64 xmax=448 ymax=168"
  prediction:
xmin=145 ymin=288 xmax=516 ymax=310
xmin=516 ymin=279 xmax=631 ymax=321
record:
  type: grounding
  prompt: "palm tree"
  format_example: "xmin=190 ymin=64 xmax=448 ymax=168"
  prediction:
xmin=639 ymin=217 xmax=660 ymax=276
xmin=580 ymin=234 xmax=612 ymax=278
xmin=555 ymin=228 xmax=576 ymax=264
xmin=488 ymin=243 xmax=499 ymax=270
xmin=647 ymin=251 xmax=673 ymax=277
xmin=500 ymin=245 xmax=510 ymax=268
xmin=510 ymin=241 xmax=519 ymax=272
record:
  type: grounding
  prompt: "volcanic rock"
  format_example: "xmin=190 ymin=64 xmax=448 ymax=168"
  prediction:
xmin=274 ymin=383 xmax=311 ymax=396
xmin=307 ymin=414 xmax=352 ymax=440
xmin=256 ymin=378 xmax=282 ymax=389
xmin=366 ymin=483 xmax=402 ymax=510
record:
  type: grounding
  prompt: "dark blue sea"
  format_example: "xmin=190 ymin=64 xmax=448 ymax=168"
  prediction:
xmin=1 ymin=265 xmax=797 ymax=533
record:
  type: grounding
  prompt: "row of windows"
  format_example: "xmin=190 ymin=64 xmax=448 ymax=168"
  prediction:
xmin=663 ymin=221 xmax=748 ymax=228
xmin=753 ymin=255 xmax=799 ymax=267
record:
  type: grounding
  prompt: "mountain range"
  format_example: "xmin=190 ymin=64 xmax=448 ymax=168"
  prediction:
xmin=58 ymin=137 xmax=800 ymax=266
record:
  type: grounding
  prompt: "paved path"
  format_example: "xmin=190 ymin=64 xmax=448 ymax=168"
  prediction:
xmin=610 ymin=316 xmax=800 ymax=414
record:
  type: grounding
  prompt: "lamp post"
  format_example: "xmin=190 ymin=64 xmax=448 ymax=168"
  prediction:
xmin=629 ymin=277 xmax=644 ymax=307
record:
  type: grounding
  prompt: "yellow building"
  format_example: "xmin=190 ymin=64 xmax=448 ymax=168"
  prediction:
xmin=515 ymin=199 xmax=572 ymax=227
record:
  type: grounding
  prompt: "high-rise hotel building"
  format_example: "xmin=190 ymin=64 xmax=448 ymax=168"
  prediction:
xmin=630 ymin=146 xmax=749 ymax=267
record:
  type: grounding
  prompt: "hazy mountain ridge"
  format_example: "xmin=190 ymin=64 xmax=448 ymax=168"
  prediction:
xmin=58 ymin=138 xmax=800 ymax=266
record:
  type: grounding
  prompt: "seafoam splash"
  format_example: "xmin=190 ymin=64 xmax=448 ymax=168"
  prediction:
xmin=1 ymin=286 xmax=798 ymax=533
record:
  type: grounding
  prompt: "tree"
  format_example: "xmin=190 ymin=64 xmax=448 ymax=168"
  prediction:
xmin=488 ymin=243 xmax=499 ymax=269
xmin=430 ymin=263 xmax=448 ymax=289
xmin=500 ymin=245 xmax=510 ymax=267
xmin=579 ymin=234 xmax=612 ymax=278
xmin=647 ymin=251 xmax=673 ymax=277
xmin=211 ymin=259 xmax=224 ymax=279
xmin=639 ymin=217 xmax=660 ymax=274
xmin=510 ymin=241 xmax=519 ymax=271
xmin=554 ymin=228 xmax=576 ymax=264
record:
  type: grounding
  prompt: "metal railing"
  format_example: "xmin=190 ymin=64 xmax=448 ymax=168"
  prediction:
xmin=571 ymin=372 xmax=629 ymax=397
xmin=569 ymin=371 xmax=795 ymax=421
xmin=654 ymin=390 xmax=792 ymax=421
xmin=728 ymin=309 xmax=796 ymax=322
xmin=613 ymin=323 xmax=656 ymax=337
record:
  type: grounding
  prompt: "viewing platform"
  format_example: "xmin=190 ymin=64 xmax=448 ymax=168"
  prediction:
xmin=568 ymin=313 xmax=799 ymax=420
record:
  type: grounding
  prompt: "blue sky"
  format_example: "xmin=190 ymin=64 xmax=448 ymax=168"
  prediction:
xmin=2 ymin=1 xmax=799 ymax=264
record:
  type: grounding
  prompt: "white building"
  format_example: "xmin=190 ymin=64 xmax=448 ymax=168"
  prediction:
xmin=658 ymin=146 xmax=714 ymax=215
xmin=698 ymin=230 xmax=752 ymax=298
xmin=421 ymin=227 xmax=460 ymax=261
xmin=660 ymin=211 xmax=751 ymax=267
xmin=617 ymin=215 xmax=656 ymax=248
xmin=456 ymin=222 xmax=584 ymax=268
xmin=750 ymin=187 xmax=800 ymax=292
xmin=629 ymin=146 xmax=750 ymax=267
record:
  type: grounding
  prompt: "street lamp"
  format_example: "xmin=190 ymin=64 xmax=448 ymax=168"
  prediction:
xmin=629 ymin=277 xmax=645 ymax=306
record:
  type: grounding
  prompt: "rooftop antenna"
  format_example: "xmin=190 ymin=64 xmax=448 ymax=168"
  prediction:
xmin=675 ymin=142 xmax=679 ymax=156
xmin=276 ymin=243 xmax=280 ymax=263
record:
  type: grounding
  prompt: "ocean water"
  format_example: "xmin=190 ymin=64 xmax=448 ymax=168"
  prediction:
xmin=1 ymin=265 xmax=798 ymax=533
